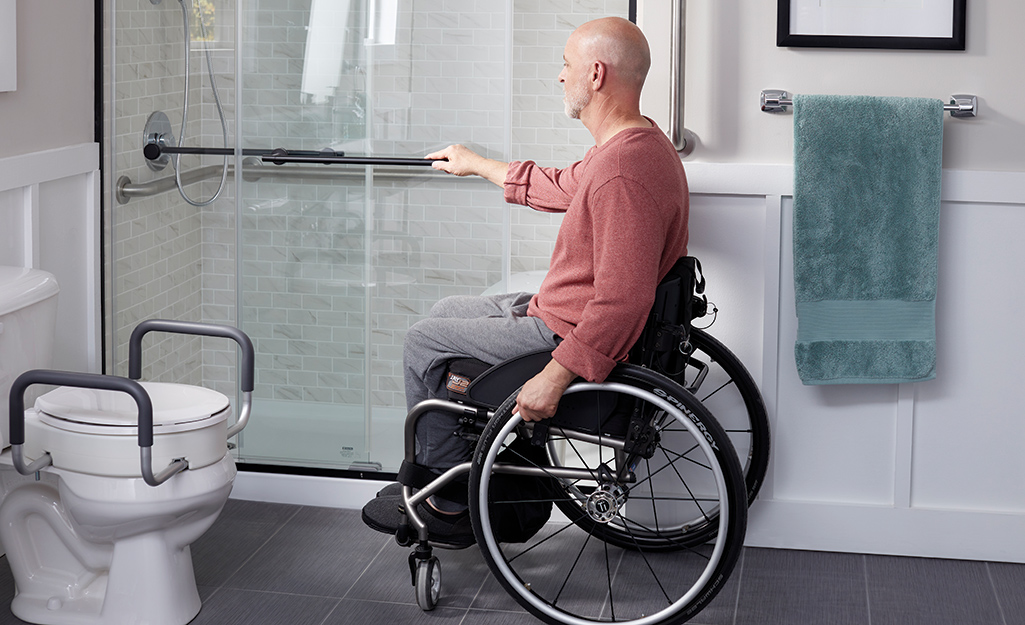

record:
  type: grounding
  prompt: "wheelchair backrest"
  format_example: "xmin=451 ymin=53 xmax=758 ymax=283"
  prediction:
xmin=627 ymin=256 xmax=705 ymax=372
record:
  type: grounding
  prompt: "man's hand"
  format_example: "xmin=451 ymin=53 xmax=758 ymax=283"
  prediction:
xmin=426 ymin=145 xmax=509 ymax=187
xmin=514 ymin=359 xmax=578 ymax=422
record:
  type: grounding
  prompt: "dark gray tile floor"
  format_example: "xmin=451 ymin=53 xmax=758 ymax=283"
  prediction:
xmin=0 ymin=498 xmax=1021 ymax=625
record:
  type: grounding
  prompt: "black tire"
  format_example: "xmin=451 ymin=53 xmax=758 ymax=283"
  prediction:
xmin=683 ymin=328 xmax=770 ymax=506
xmin=415 ymin=556 xmax=441 ymax=611
xmin=469 ymin=365 xmax=746 ymax=625
xmin=549 ymin=327 xmax=766 ymax=549
xmin=548 ymin=328 xmax=769 ymax=550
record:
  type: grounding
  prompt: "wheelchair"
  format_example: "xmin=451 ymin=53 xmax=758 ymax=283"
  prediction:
xmin=389 ymin=257 xmax=769 ymax=625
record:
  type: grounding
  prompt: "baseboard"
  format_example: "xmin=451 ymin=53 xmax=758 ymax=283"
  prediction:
xmin=231 ymin=470 xmax=388 ymax=510
xmin=746 ymin=499 xmax=1025 ymax=563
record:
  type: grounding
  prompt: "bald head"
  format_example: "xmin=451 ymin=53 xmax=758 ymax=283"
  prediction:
xmin=570 ymin=17 xmax=651 ymax=92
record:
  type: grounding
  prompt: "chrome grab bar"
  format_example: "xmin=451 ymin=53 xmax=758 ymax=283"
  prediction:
xmin=116 ymin=160 xmax=447 ymax=204
xmin=669 ymin=0 xmax=689 ymax=152
xmin=760 ymin=89 xmax=978 ymax=117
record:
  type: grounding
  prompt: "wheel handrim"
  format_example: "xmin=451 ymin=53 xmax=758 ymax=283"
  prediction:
xmin=476 ymin=381 xmax=733 ymax=625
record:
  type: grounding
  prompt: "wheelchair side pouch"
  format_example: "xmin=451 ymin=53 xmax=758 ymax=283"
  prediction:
xmin=446 ymin=358 xmax=493 ymax=401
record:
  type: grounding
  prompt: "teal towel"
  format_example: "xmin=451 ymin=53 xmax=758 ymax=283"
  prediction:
xmin=793 ymin=95 xmax=944 ymax=385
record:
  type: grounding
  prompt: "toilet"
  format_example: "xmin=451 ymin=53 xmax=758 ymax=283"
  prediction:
xmin=0 ymin=266 xmax=63 ymax=521
xmin=0 ymin=267 xmax=253 ymax=625
xmin=0 ymin=266 xmax=59 ymax=449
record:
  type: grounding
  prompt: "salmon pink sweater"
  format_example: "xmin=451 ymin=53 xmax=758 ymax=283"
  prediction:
xmin=503 ymin=121 xmax=689 ymax=383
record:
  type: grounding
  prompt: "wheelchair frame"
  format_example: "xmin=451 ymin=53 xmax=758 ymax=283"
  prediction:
xmin=385 ymin=257 xmax=768 ymax=624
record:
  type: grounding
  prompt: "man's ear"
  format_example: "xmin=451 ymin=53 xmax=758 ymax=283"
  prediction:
xmin=590 ymin=61 xmax=606 ymax=91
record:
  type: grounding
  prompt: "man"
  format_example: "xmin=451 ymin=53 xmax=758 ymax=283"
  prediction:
xmin=362 ymin=16 xmax=689 ymax=547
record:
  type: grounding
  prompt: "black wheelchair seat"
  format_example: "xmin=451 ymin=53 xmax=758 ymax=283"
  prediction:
xmin=445 ymin=350 xmax=626 ymax=438
xmin=445 ymin=350 xmax=553 ymax=409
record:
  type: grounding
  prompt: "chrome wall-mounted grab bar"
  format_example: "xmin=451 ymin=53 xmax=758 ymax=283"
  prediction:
xmin=759 ymin=89 xmax=978 ymax=118
xmin=636 ymin=1 xmax=692 ymax=154
xmin=122 ymin=142 xmax=449 ymax=204
xmin=669 ymin=0 xmax=687 ymax=152
xmin=116 ymin=160 xmax=445 ymax=204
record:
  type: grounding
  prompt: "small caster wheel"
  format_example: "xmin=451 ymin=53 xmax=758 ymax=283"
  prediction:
xmin=415 ymin=555 xmax=441 ymax=610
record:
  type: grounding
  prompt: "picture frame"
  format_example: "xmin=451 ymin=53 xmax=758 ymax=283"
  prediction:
xmin=777 ymin=0 xmax=967 ymax=51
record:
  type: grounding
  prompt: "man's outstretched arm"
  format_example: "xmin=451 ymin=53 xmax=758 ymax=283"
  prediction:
xmin=426 ymin=144 xmax=509 ymax=187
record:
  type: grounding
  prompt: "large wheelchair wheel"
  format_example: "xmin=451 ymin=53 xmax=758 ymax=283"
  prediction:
xmin=469 ymin=366 xmax=746 ymax=625
xmin=547 ymin=328 xmax=768 ymax=550
xmin=682 ymin=328 xmax=770 ymax=506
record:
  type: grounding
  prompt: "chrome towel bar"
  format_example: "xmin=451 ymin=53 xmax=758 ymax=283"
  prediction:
xmin=760 ymin=89 xmax=978 ymax=118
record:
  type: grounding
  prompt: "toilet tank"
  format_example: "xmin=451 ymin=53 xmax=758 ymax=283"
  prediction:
xmin=0 ymin=266 xmax=59 ymax=449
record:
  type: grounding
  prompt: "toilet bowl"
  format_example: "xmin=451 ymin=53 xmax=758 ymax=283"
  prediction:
xmin=1 ymin=319 xmax=255 ymax=625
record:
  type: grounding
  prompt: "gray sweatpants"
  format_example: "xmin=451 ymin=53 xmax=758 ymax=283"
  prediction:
xmin=404 ymin=292 xmax=561 ymax=475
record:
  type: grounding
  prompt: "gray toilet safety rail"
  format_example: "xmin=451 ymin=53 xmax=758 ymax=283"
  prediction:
xmin=128 ymin=319 xmax=255 ymax=438
xmin=9 ymin=320 xmax=256 ymax=487
xmin=7 ymin=370 xmax=185 ymax=487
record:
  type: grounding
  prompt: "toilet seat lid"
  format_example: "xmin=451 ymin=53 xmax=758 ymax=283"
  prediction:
xmin=35 ymin=382 xmax=230 ymax=435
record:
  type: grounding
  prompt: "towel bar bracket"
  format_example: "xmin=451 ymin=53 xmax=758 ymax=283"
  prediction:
xmin=760 ymin=90 xmax=978 ymax=118
xmin=760 ymin=89 xmax=790 ymax=113
xmin=948 ymin=94 xmax=977 ymax=118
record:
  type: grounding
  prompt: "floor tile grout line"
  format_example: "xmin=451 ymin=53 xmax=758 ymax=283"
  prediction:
xmin=201 ymin=585 xmax=225 ymax=605
xmin=731 ymin=548 xmax=745 ymax=625
xmin=456 ymin=601 xmax=474 ymax=625
xmin=314 ymin=598 xmax=345 ymax=625
xmin=862 ymin=554 xmax=872 ymax=625
xmin=465 ymin=565 xmax=493 ymax=613
xmin=985 ymin=562 xmax=1010 ymax=625
xmin=215 ymin=504 xmax=305 ymax=591
xmin=206 ymin=587 xmax=389 ymax=601
xmin=339 ymin=535 xmax=393 ymax=601
xmin=600 ymin=542 xmax=628 ymax=620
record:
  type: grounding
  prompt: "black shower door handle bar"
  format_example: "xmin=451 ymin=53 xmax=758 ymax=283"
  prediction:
xmin=261 ymin=153 xmax=440 ymax=166
xmin=142 ymin=144 xmax=441 ymax=166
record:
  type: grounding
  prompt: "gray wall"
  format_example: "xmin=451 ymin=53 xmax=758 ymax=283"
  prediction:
xmin=679 ymin=1 xmax=1023 ymax=172
xmin=0 ymin=1 xmax=94 ymax=159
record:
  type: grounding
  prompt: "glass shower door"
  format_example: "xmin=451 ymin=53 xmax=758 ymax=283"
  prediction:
xmin=233 ymin=0 xmax=509 ymax=473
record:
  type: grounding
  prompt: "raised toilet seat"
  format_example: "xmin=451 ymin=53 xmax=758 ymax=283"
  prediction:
xmin=27 ymin=381 xmax=231 ymax=476
xmin=2 ymin=320 xmax=255 ymax=625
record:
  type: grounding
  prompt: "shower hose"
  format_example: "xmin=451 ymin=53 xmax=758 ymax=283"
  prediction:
xmin=174 ymin=0 xmax=229 ymax=207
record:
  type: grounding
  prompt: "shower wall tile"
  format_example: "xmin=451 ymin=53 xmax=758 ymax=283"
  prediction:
xmin=108 ymin=0 xmax=238 ymax=391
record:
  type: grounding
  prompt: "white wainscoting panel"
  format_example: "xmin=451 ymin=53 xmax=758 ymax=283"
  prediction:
xmin=0 ymin=144 xmax=101 ymax=373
